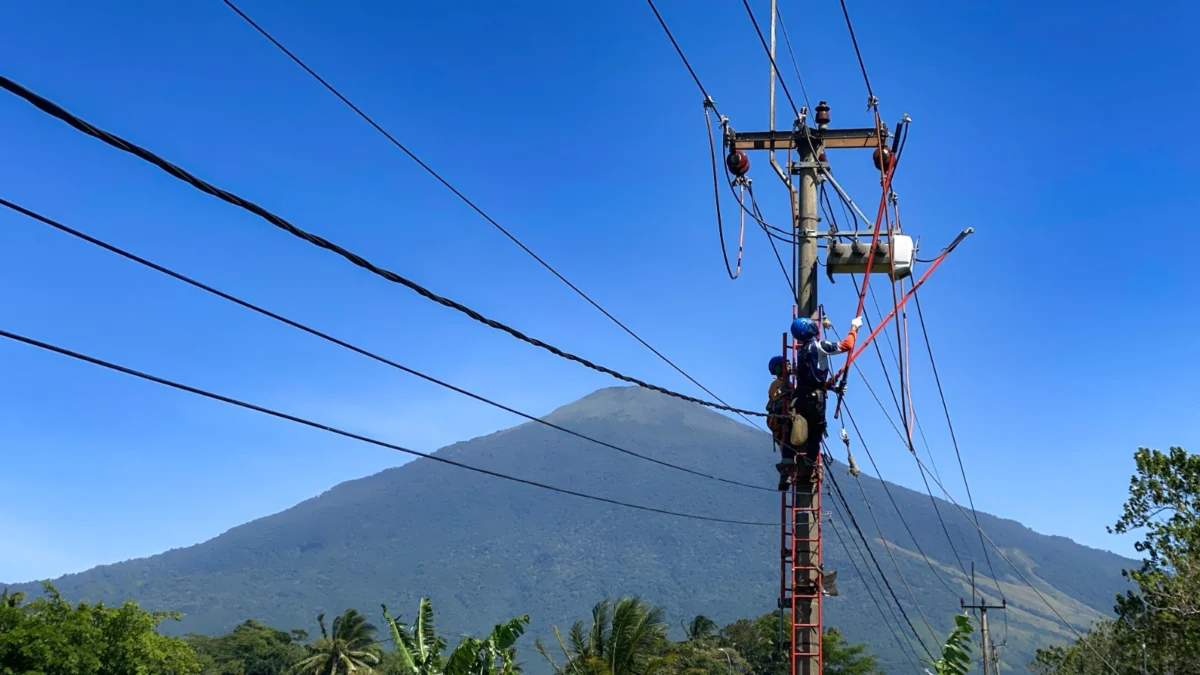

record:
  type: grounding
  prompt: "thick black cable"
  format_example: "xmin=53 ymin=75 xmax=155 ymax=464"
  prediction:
xmin=912 ymin=289 xmax=1004 ymax=598
xmin=0 ymin=198 xmax=777 ymax=493
xmin=826 ymin=489 xmax=924 ymax=668
xmin=643 ymin=0 xmax=722 ymax=116
xmin=824 ymin=469 xmax=935 ymax=659
xmin=739 ymin=0 xmax=800 ymax=118
xmin=705 ymin=107 xmax=740 ymax=280
xmin=0 ymin=74 xmax=766 ymax=419
xmin=837 ymin=0 xmax=875 ymax=104
xmin=0 ymin=327 xmax=775 ymax=527
xmin=224 ymin=0 xmax=765 ymax=430
xmin=841 ymin=401 xmax=959 ymax=596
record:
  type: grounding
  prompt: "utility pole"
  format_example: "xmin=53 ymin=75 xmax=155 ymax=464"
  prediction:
xmin=962 ymin=598 xmax=1006 ymax=675
xmin=727 ymin=100 xmax=900 ymax=675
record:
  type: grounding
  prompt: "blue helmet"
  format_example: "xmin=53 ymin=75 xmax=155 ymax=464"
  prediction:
xmin=768 ymin=355 xmax=785 ymax=376
xmin=791 ymin=317 xmax=819 ymax=342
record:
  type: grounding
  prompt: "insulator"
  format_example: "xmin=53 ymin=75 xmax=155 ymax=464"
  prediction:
xmin=818 ymin=151 xmax=827 ymax=164
xmin=872 ymin=146 xmax=892 ymax=171
xmin=815 ymin=101 xmax=831 ymax=126
xmin=726 ymin=150 xmax=750 ymax=177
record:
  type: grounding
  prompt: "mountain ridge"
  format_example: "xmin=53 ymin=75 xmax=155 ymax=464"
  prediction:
xmin=8 ymin=386 xmax=1134 ymax=671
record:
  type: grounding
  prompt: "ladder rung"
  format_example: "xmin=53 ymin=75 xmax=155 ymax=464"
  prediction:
xmin=793 ymin=623 xmax=820 ymax=628
xmin=793 ymin=652 xmax=820 ymax=657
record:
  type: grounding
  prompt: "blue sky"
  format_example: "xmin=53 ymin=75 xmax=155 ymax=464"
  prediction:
xmin=1 ymin=0 xmax=1197 ymax=583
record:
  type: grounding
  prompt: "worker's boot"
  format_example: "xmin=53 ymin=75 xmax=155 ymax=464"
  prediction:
xmin=776 ymin=458 xmax=795 ymax=491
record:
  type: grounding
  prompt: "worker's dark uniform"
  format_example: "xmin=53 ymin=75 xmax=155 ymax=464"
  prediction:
xmin=791 ymin=332 xmax=856 ymax=479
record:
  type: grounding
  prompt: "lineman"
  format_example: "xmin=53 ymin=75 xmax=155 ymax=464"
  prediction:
xmin=782 ymin=315 xmax=862 ymax=486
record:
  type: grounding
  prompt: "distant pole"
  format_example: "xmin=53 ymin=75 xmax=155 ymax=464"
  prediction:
xmin=962 ymin=598 xmax=1005 ymax=675
xmin=719 ymin=648 xmax=734 ymax=675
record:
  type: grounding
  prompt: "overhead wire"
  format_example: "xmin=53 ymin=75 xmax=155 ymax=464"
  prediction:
xmin=826 ymin=486 xmax=925 ymax=668
xmin=0 ymin=327 xmax=776 ymax=528
xmin=903 ymin=444 xmax=1122 ymax=674
xmin=643 ymin=0 xmax=723 ymax=117
xmin=705 ymin=105 xmax=743 ymax=280
xmin=836 ymin=0 xmax=876 ymax=105
xmin=912 ymin=289 xmax=1005 ymax=600
xmin=215 ymin=0 xmax=765 ymax=431
xmin=0 ymin=74 xmax=766 ymax=419
xmin=0 ymin=197 xmax=778 ymax=494
xmin=823 ymin=467 xmax=936 ymax=660
xmin=739 ymin=0 xmax=801 ymax=118
xmin=773 ymin=5 xmax=812 ymax=109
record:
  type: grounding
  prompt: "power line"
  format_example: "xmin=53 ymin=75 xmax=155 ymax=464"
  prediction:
xmin=824 ymin=468 xmax=936 ymax=660
xmin=0 ymin=327 xmax=776 ymax=528
xmin=826 ymin=491 xmax=924 ymax=669
xmin=836 ymin=0 xmax=875 ymax=105
xmin=0 ymin=197 xmax=777 ymax=494
xmin=773 ymin=6 xmax=812 ymax=109
xmin=842 ymin=402 xmax=960 ymax=597
xmin=644 ymin=0 xmax=722 ymax=116
xmin=739 ymin=0 xmax=800 ymax=118
xmin=0 ymin=74 xmax=765 ymax=419
xmin=217 ymin=1 xmax=759 ymax=431
xmin=905 ymin=447 xmax=1122 ymax=675
xmin=912 ymin=289 xmax=1004 ymax=600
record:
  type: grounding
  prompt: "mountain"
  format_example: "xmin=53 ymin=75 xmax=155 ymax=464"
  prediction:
xmin=8 ymin=386 xmax=1132 ymax=672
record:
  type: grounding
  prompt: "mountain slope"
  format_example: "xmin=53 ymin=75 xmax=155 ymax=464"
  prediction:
xmin=10 ymin=386 xmax=1132 ymax=671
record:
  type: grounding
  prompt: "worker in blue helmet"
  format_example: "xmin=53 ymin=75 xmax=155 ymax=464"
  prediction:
xmin=779 ymin=314 xmax=862 ymax=487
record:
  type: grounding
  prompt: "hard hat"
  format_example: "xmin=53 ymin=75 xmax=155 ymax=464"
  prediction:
xmin=768 ymin=355 xmax=785 ymax=376
xmin=791 ymin=317 xmax=819 ymax=341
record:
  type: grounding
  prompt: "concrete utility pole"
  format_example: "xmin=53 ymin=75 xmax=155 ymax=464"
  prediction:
xmin=962 ymin=598 xmax=1006 ymax=675
xmin=728 ymin=101 xmax=894 ymax=675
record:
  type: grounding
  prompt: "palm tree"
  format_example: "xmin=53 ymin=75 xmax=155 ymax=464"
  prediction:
xmin=0 ymin=589 xmax=25 ymax=608
xmin=294 ymin=608 xmax=381 ymax=675
xmin=381 ymin=597 xmax=529 ymax=675
xmin=681 ymin=616 xmax=717 ymax=642
xmin=536 ymin=597 xmax=670 ymax=675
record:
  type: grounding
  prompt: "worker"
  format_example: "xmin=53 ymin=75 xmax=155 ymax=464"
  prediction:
xmin=785 ymin=315 xmax=862 ymax=484
xmin=766 ymin=355 xmax=795 ymax=491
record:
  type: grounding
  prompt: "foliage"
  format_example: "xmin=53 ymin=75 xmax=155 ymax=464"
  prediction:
xmin=926 ymin=613 xmax=972 ymax=675
xmin=1032 ymin=446 xmax=1200 ymax=673
xmin=823 ymin=628 xmax=880 ymax=675
xmin=381 ymin=598 xmax=529 ymax=675
xmin=186 ymin=619 xmax=307 ymax=675
xmin=0 ymin=581 xmax=201 ymax=675
xmin=681 ymin=617 xmax=718 ymax=643
xmin=536 ymin=597 xmax=671 ymax=675
xmin=714 ymin=611 xmax=880 ymax=675
xmin=293 ymin=609 xmax=381 ymax=675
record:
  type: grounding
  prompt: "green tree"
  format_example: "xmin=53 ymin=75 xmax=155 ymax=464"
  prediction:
xmin=380 ymin=598 xmax=529 ymax=675
xmin=681 ymin=616 xmax=718 ymax=643
xmin=536 ymin=597 xmax=671 ymax=675
xmin=187 ymin=619 xmax=307 ymax=675
xmin=1032 ymin=446 xmax=1199 ymax=673
xmin=0 ymin=582 xmax=200 ymax=675
xmin=926 ymin=613 xmax=972 ymax=675
xmin=294 ymin=609 xmax=381 ymax=675
xmin=714 ymin=612 xmax=879 ymax=675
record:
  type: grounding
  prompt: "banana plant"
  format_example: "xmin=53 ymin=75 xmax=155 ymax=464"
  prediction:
xmin=382 ymin=598 xmax=529 ymax=675
xmin=927 ymin=613 xmax=974 ymax=675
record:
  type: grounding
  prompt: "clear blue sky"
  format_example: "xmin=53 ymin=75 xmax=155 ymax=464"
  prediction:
xmin=1 ymin=0 xmax=1197 ymax=583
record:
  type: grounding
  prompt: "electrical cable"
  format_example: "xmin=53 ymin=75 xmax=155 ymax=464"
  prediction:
xmin=739 ymin=0 xmax=801 ymax=118
xmin=0 ymin=74 xmax=766 ymax=419
xmin=643 ymin=0 xmax=723 ymax=117
xmin=912 ymin=289 xmax=1005 ymax=600
xmin=842 ymin=402 xmax=960 ymax=596
xmin=826 ymin=489 xmax=925 ymax=668
xmin=823 ymin=468 xmax=936 ymax=660
xmin=0 ymin=327 xmax=776 ymax=528
xmin=705 ymin=105 xmax=743 ymax=280
xmin=226 ymin=0 xmax=771 ymax=433
xmin=0 ymin=197 xmax=778 ymax=494
xmin=773 ymin=6 xmax=812 ymax=109
xmin=903 ymin=443 xmax=1122 ymax=675
xmin=837 ymin=0 xmax=875 ymax=105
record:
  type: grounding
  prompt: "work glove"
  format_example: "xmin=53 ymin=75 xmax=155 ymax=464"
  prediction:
xmin=850 ymin=316 xmax=864 ymax=330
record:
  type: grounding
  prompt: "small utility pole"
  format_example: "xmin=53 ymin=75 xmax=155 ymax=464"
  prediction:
xmin=962 ymin=598 xmax=1006 ymax=675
